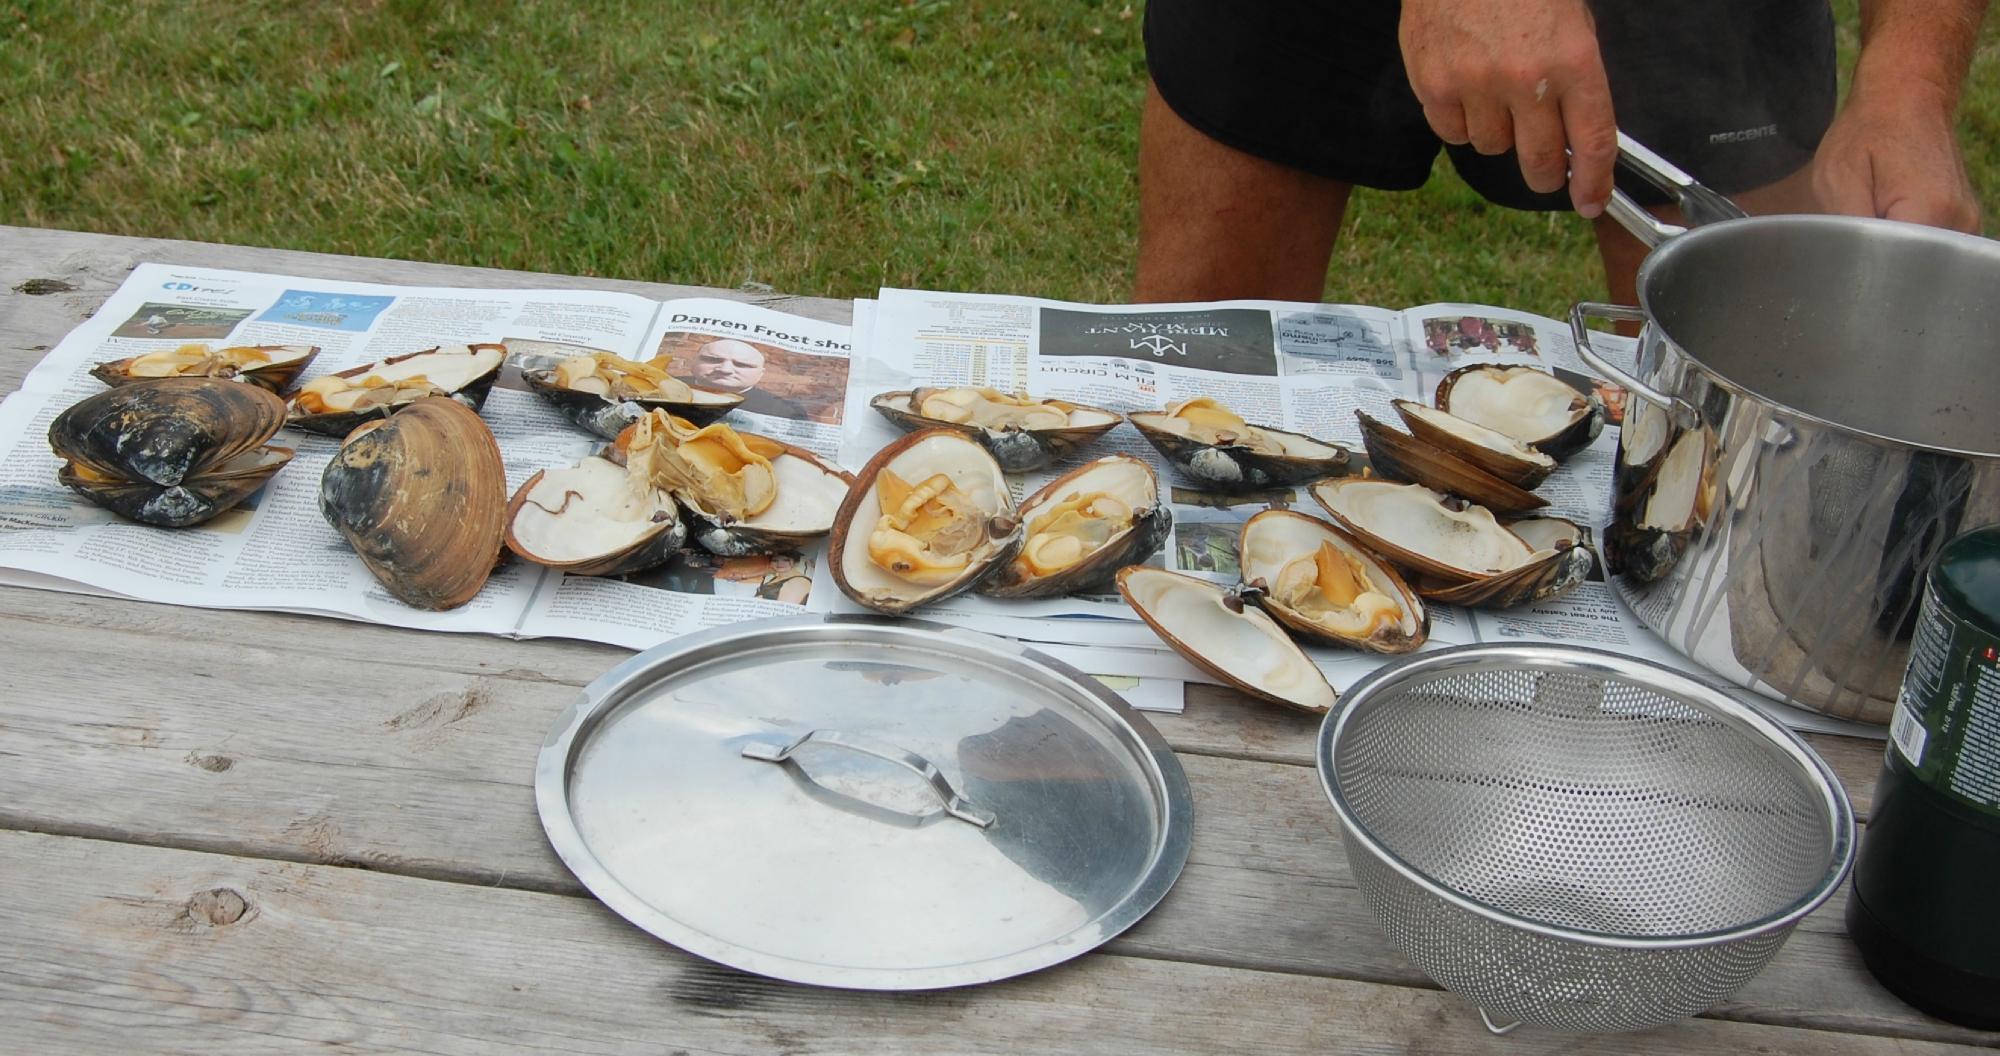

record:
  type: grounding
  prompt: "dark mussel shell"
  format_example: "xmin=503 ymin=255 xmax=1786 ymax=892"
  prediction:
xmin=49 ymin=377 xmax=293 ymax=527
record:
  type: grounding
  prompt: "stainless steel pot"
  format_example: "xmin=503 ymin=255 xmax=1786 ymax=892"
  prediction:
xmin=1572 ymin=139 xmax=2000 ymax=724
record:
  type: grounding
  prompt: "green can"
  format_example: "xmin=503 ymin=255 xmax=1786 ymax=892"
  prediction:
xmin=1846 ymin=525 xmax=2000 ymax=1028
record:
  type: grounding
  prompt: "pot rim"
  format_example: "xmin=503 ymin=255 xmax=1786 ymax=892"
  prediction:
xmin=1631 ymin=213 xmax=2000 ymax=462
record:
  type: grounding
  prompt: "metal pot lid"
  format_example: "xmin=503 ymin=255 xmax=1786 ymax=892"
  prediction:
xmin=535 ymin=614 xmax=1194 ymax=990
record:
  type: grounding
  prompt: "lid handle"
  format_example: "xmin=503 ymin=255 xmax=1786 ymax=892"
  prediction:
xmin=742 ymin=729 xmax=997 ymax=829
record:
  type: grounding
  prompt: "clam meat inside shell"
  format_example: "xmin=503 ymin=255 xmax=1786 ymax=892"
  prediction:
xmin=984 ymin=453 xmax=1170 ymax=598
xmin=615 ymin=410 xmax=851 ymax=555
xmin=1128 ymin=397 xmax=1351 ymax=489
xmin=90 ymin=343 xmax=319 ymax=392
xmin=832 ymin=429 xmax=1022 ymax=614
xmin=870 ymin=387 xmax=1122 ymax=471
xmin=1238 ymin=510 xmax=1424 ymax=653
xmin=288 ymin=344 xmax=504 ymax=432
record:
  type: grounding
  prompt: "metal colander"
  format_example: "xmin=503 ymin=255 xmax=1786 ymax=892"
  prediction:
xmin=1316 ymin=644 xmax=1855 ymax=1034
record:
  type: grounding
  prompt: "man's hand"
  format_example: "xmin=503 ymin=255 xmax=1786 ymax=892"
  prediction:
xmin=1398 ymin=0 xmax=1618 ymax=217
xmin=1814 ymin=0 xmax=1987 ymax=233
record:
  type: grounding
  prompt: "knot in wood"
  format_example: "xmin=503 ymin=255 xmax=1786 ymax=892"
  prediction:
xmin=186 ymin=887 xmax=250 ymax=926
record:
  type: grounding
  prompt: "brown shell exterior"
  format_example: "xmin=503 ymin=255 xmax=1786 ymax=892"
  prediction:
xmin=50 ymin=377 xmax=287 ymax=486
xmin=1355 ymin=410 xmax=1548 ymax=515
xmin=1127 ymin=411 xmax=1352 ymax=490
xmin=319 ymin=398 xmax=507 ymax=610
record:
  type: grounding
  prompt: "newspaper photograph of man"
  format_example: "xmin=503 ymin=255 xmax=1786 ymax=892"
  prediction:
xmin=653 ymin=333 xmax=847 ymax=422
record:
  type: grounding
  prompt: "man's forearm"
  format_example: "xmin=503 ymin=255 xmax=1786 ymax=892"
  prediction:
xmin=1855 ymin=0 xmax=1990 ymax=108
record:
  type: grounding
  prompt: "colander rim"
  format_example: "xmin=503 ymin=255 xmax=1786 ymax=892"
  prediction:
xmin=1314 ymin=642 xmax=1857 ymax=950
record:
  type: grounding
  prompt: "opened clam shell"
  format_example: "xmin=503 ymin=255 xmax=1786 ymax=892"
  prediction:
xmin=1237 ymin=509 xmax=1426 ymax=653
xmin=49 ymin=378 xmax=294 ymax=528
xmin=320 ymin=397 xmax=507 ymax=610
xmin=1415 ymin=515 xmax=1597 ymax=609
xmin=871 ymin=388 xmax=1121 ymax=472
xmin=1129 ymin=397 xmax=1350 ymax=490
xmin=90 ymin=343 xmax=319 ymax=393
xmin=287 ymin=344 xmax=505 ymax=436
xmin=504 ymin=455 xmax=685 ymax=577
xmin=612 ymin=411 xmax=852 ymax=556
xmin=1392 ymin=399 xmax=1555 ymax=487
xmin=1606 ymin=425 xmax=1714 ymax=583
xmin=1355 ymin=409 xmax=1548 ymax=515
xmin=517 ymin=342 xmax=744 ymax=440
xmin=1435 ymin=364 xmax=1604 ymax=462
xmin=982 ymin=453 xmax=1171 ymax=599
xmin=1117 ymin=566 xmax=1336 ymax=713
xmin=830 ymin=428 xmax=1023 ymax=615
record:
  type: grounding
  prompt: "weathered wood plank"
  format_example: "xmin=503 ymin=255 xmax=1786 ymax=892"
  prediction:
xmin=4 ymin=829 xmax=1984 ymax=1056
xmin=0 ymin=585 xmax=1887 ymax=816
xmin=1 ymin=607 xmax=1990 ymax=1046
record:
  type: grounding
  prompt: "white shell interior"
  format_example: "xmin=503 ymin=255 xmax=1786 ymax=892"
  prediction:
xmin=1122 ymin=568 xmax=1335 ymax=711
xmin=1505 ymin=516 xmax=1583 ymax=554
xmin=511 ymin=457 xmax=673 ymax=562
xmin=1315 ymin=480 xmax=1532 ymax=576
xmin=1443 ymin=368 xmax=1584 ymax=444
xmin=739 ymin=452 xmax=850 ymax=532
xmin=1622 ymin=399 xmax=1671 ymax=466
xmin=1641 ymin=430 xmax=1707 ymax=530
xmin=1399 ymin=401 xmax=1555 ymax=469
xmin=1238 ymin=512 xmax=1419 ymax=638
xmin=346 ymin=345 xmax=503 ymax=390
xmin=839 ymin=433 xmax=1011 ymax=603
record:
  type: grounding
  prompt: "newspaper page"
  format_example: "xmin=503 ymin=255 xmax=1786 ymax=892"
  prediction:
xmin=0 ymin=264 xmax=841 ymax=646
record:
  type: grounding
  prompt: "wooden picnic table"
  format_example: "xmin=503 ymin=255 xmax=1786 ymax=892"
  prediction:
xmin=0 ymin=223 xmax=1993 ymax=1055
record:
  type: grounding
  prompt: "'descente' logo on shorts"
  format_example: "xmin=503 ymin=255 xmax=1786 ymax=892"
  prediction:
xmin=1710 ymin=124 xmax=1778 ymax=145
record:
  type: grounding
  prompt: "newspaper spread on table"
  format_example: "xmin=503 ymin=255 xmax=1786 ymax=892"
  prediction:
xmin=0 ymin=267 xmax=1881 ymax=732
xmin=841 ymin=288 xmax=1880 ymax=738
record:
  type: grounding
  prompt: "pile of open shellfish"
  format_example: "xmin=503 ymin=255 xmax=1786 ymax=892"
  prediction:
xmin=515 ymin=341 xmax=745 ymax=440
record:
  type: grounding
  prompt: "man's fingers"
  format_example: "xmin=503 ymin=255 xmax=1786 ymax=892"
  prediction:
xmin=1812 ymin=156 xmax=1880 ymax=220
xmin=1512 ymin=98 xmax=1570 ymax=194
xmin=1559 ymin=84 xmax=1617 ymax=218
xmin=1463 ymin=97 xmax=1514 ymax=156
xmin=1422 ymin=102 xmax=1471 ymax=146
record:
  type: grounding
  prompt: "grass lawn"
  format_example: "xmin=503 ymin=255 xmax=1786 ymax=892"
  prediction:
xmin=3 ymin=1 xmax=1995 ymax=317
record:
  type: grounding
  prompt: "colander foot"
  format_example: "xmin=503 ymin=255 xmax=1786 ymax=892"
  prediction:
xmin=1478 ymin=1009 xmax=1523 ymax=1036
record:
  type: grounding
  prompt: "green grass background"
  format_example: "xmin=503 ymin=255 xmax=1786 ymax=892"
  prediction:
xmin=3 ymin=1 xmax=1994 ymax=316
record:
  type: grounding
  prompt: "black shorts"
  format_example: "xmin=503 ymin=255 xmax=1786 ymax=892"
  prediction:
xmin=1145 ymin=0 xmax=1837 ymax=208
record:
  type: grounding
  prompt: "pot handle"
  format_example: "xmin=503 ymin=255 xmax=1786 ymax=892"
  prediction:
xmin=1598 ymin=131 xmax=1744 ymax=247
xmin=1569 ymin=302 xmax=1699 ymax=429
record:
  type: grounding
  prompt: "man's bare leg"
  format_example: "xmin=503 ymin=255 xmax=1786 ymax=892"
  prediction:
xmin=1136 ymin=80 xmax=1353 ymax=303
